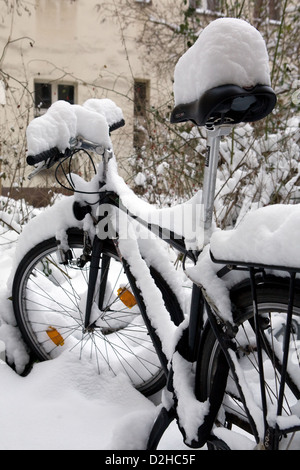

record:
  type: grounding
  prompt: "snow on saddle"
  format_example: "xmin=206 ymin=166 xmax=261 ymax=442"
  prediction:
xmin=170 ymin=18 xmax=276 ymax=128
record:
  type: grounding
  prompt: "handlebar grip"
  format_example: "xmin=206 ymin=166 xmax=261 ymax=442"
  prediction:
xmin=109 ymin=119 xmax=125 ymax=133
xmin=26 ymin=147 xmax=62 ymax=166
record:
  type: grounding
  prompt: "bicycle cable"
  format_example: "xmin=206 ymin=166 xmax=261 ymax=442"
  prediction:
xmin=54 ymin=148 xmax=102 ymax=196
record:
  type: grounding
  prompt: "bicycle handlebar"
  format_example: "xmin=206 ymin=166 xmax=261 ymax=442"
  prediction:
xmin=26 ymin=119 xmax=125 ymax=167
xmin=26 ymin=147 xmax=64 ymax=166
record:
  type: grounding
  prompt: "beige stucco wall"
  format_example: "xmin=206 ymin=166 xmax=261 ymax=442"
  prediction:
xmin=1 ymin=0 xmax=168 ymax=193
xmin=2 ymin=0 xmax=288 ymax=201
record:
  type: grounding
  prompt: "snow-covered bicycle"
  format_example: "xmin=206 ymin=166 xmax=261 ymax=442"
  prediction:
xmin=12 ymin=19 xmax=300 ymax=450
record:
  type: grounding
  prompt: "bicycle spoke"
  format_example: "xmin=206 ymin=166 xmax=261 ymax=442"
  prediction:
xmin=14 ymin=238 xmax=168 ymax=395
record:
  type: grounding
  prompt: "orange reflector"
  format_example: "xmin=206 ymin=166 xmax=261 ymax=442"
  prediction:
xmin=46 ymin=327 xmax=64 ymax=346
xmin=117 ymin=288 xmax=137 ymax=309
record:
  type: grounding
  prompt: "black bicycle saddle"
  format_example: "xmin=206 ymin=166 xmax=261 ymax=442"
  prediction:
xmin=170 ymin=84 xmax=276 ymax=127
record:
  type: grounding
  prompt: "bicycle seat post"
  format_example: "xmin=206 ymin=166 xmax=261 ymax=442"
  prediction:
xmin=201 ymin=125 xmax=232 ymax=245
xmin=101 ymin=148 xmax=113 ymax=184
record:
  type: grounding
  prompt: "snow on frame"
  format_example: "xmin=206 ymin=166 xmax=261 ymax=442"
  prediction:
xmin=174 ymin=18 xmax=271 ymax=106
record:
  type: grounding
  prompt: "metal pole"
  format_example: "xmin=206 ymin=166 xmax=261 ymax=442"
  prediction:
xmin=201 ymin=125 xmax=232 ymax=245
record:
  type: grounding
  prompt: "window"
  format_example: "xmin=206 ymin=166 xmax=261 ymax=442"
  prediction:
xmin=268 ymin=0 xmax=281 ymax=20
xmin=206 ymin=0 xmax=221 ymax=10
xmin=34 ymin=83 xmax=52 ymax=110
xmin=189 ymin=0 xmax=221 ymax=11
xmin=133 ymin=79 xmax=150 ymax=148
xmin=58 ymin=84 xmax=75 ymax=104
xmin=189 ymin=0 xmax=200 ymax=7
xmin=134 ymin=80 xmax=149 ymax=119
xmin=34 ymin=81 xmax=76 ymax=116
xmin=254 ymin=0 xmax=281 ymax=21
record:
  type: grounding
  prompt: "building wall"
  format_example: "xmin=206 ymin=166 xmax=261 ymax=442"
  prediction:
xmin=0 ymin=0 xmax=293 ymax=206
xmin=0 ymin=0 xmax=166 ymax=201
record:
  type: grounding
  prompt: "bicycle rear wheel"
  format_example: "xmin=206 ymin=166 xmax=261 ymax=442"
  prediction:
xmin=12 ymin=229 xmax=184 ymax=396
xmin=197 ymin=276 xmax=300 ymax=449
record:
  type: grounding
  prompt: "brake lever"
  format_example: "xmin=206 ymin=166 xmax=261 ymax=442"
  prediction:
xmin=27 ymin=136 xmax=105 ymax=180
xmin=73 ymin=135 xmax=105 ymax=154
xmin=27 ymin=149 xmax=67 ymax=180
xmin=28 ymin=161 xmax=47 ymax=180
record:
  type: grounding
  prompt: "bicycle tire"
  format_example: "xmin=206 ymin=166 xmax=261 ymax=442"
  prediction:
xmin=12 ymin=229 xmax=184 ymax=396
xmin=196 ymin=275 xmax=300 ymax=450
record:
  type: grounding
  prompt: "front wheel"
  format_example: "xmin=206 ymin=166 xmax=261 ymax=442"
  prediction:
xmin=12 ymin=230 xmax=184 ymax=396
xmin=197 ymin=276 xmax=300 ymax=450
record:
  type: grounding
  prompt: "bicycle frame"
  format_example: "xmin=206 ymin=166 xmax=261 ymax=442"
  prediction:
xmin=77 ymin=124 xmax=240 ymax=448
xmin=79 ymin=124 xmax=300 ymax=449
xmin=22 ymin=116 xmax=300 ymax=449
xmin=86 ymin=125 xmax=231 ymax=348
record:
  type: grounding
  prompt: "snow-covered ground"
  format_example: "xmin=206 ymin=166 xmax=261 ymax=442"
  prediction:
xmin=0 ymin=223 xmax=164 ymax=450
xmin=1 ymin=200 xmax=299 ymax=450
xmin=0 ymin=221 xmax=163 ymax=450
xmin=0 ymin=206 xmax=259 ymax=451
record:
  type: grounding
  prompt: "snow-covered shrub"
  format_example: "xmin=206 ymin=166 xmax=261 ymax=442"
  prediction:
xmin=127 ymin=1 xmax=300 ymax=229
xmin=128 ymin=110 xmax=206 ymax=206
xmin=129 ymin=111 xmax=299 ymax=229
xmin=215 ymin=117 xmax=300 ymax=228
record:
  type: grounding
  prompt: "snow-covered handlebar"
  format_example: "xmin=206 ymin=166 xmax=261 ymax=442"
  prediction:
xmin=26 ymin=147 xmax=65 ymax=166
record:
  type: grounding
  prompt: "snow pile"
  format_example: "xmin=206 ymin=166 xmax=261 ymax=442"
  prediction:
xmin=210 ymin=203 xmax=300 ymax=268
xmin=0 ymin=351 xmax=157 ymax=450
xmin=185 ymin=203 xmax=300 ymax=324
xmin=26 ymin=100 xmax=111 ymax=156
xmin=174 ymin=17 xmax=271 ymax=105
